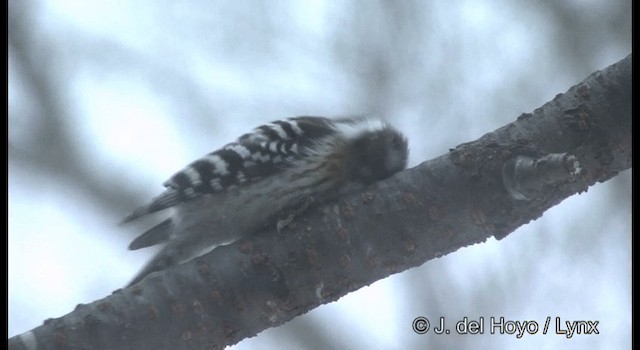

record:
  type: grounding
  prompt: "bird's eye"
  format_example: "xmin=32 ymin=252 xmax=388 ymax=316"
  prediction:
xmin=391 ymin=135 xmax=404 ymax=149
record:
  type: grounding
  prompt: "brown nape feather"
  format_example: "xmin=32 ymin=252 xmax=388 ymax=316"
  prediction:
xmin=323 ymin=141 xmax=349 ymax=184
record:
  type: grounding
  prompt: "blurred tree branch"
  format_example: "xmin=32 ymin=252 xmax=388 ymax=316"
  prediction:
xmin=8 ymin=55 xmax=630 ymax=349
xmin=9 ymin=1 xmax=147 ymax=219
xmin=9 ymin=1 xmax=226 ymax=223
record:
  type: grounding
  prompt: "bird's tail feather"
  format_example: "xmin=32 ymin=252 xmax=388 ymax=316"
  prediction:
xmin=119 ymin=189 xmax=183 ymax=224
xmin=128 ymin=218 xmax=174 ymax=250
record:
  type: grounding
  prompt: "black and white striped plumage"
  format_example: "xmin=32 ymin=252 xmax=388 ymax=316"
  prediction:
xmin=123 ymin=116 xmax=408 ymax=286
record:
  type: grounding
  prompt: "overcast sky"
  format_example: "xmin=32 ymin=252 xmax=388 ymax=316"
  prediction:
xmin=9 ymin=1 xmax=631 ymax=348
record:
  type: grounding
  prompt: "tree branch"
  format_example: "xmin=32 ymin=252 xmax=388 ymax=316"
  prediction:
xmin=9 ymin=54 xmax=631 ymax=350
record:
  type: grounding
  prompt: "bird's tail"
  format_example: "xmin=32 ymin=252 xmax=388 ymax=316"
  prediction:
xmin=119 ymin=189 xmax=183 ymax=224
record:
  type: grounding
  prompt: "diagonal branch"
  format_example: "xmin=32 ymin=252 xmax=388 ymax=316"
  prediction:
xmin=9 ymin=54 xmax=631 ymax=350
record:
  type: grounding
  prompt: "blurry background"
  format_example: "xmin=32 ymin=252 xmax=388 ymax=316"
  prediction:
xmin=8 ymin=0 xmax=631 ymax=349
